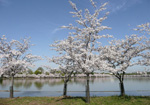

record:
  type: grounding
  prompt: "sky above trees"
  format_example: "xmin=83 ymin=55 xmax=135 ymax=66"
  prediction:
xmin=0 ymin=0 xmax=149 ymax=71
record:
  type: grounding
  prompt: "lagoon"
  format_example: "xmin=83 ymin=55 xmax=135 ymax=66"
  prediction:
xmin=0 ymin=77 xmax=150 ymax=98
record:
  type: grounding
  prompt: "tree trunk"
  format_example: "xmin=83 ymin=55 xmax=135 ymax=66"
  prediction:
xmin=63 ymin=71 xmax=73 ymax=97
xmin=63 ymin=80 xmax=68 ymax=97
xmin=10 ymin=76 xmax=14 ymax=98
xmin=86 ymin=73 xmax=90 ymax=103
xmin=119 ymin=81 xmax=125 ymax=96
xmin=0 ymin=76 xmax=3 ymax=84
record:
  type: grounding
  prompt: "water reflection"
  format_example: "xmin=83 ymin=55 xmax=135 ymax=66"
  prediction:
xmin=124 ymin=77 xmax=150 ymax=82
xmin=0 ymin=77 xmax=113 ymax=90
xmin=1 ymin=77 xmax=150 ymax=90
xmin=0 ymin=77 xmax=150 ymax=97
xmin=24 ymin=81 xmax=32 ymax=89
xmin=34 ymin=82 xmax=44 ymax=90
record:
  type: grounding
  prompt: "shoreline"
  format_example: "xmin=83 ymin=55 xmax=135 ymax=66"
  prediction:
xmin=1 ymin=74 xmax=150 ymax=79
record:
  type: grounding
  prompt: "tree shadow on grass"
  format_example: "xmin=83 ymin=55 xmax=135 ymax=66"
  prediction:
xmin=56 ymin=96 xmax=86 ymax=103
xmin=111 ymin=95 xmax=150 ymax=101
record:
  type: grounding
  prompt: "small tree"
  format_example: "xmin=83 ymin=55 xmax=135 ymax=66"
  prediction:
xmin=50 ymin=36 xmax=78 ymax=97
xmin=27 ymin=69 xmax=33 ymax=74
xmin=0 ymin=35 xmax=41 ymax=98
xmin=99 ymin=35 xmax=146 ymax=96
xmin=45 ymin=71 xmax=49 ymax=75
xmin=37 ymin=67 xmax=44 ymax=73
xmin=34 ymin=70 xmax=42 ymax=75
xmin=34 ymin=67 xmax=44 ymax=75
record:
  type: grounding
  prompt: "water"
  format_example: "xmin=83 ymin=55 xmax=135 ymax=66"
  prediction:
xmin=0 ymin=77 xmax=150 ymax=98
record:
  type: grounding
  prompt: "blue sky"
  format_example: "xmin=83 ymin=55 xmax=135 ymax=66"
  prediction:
xmin=0 ymin=0 xmax=150 ymax=71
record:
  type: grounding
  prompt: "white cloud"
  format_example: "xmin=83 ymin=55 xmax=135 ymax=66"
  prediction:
xmin=107 ymin=0 xmax=143 ymax=13
xmin=112 ymin=1 xmax=126 ymax=13
xmin=52 ymin=28 xmax=63 ymax=34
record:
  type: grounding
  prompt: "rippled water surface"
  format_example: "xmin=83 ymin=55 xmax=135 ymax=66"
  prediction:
xmin=0 ymin=77 xmax=150 ymax=98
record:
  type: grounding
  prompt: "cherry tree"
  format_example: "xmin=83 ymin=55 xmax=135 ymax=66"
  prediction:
xmin=98 ymin=35 xmax=146 ymax=96
xmin=59 ymin=0 xmax=112 ymax=103
xmin=138 ymin=40 xmax=150 ymax=66
xmin=0 ymin=35 xmax=41 ymax=98
xmin=134 ymin=22 xmax=150 ymax=35
xmin=49 ymin=36 xmax=79 ymax=97
xmin=134 ymin=22 xmax=150 ymax=66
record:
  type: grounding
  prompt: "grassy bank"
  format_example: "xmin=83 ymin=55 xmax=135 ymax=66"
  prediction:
xmin=0 ymin=96 xmax=150 ymax=105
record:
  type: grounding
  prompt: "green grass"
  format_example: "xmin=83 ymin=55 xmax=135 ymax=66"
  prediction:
xmin=0 ymin=96 xmax=150 ymax=105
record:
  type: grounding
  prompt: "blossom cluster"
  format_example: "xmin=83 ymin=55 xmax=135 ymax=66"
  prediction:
xmin=0 ymin=35 xmax=41 ymax=76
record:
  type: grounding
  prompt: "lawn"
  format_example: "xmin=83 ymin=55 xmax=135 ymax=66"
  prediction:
xmin=0 ymin=96 xmax=150 ymax=105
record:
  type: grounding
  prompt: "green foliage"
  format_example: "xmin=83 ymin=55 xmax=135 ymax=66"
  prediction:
xmin=91 ymin=72 xmax=94 ymax=75
xmin=45 ymin=72 xmax=49 ymax=75
xmin=34 ymin=70 xmax=42 ymax=75
xmin=17 ymin=72 xmax=23 ymax=74
xmin=51 ymin=70 xmax=65 ymax=76
xmin=125 ymin=72 xmax=139 ymax=75
xmin=61 ymin=73 xmax=65 ymax=76
xmin=37 ymin=67 xmax=44 ymax=72
xmin=50 ymin=69 xmax=57 ymax=74
xmin=55 ymin=70 xmax=61 ymax=74
xmin=27 ymin=69 xmax=33 ymax=74
xmin=34 ymin=67 xmax=44 ymax=75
